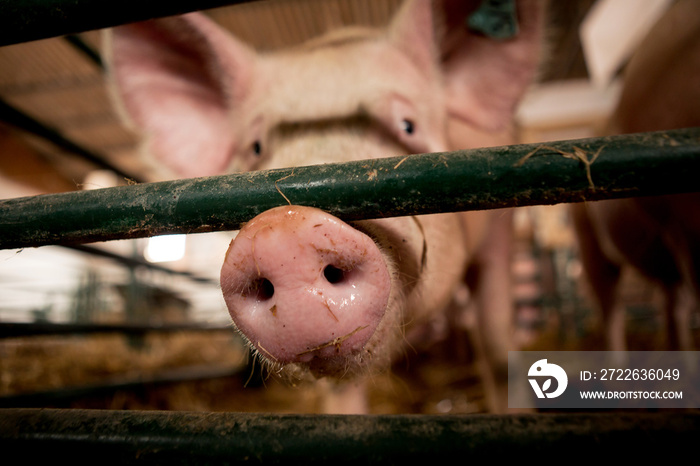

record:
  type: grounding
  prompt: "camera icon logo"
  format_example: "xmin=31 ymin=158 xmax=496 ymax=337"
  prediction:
xmin=528 ymin=359 xmax=568 ymax=399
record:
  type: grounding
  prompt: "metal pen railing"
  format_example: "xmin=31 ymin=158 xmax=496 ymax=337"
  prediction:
xmin=1 ymin=128 xmax=698 ymax=250
xmin=1 ymin=409 xmax=698 ymax=463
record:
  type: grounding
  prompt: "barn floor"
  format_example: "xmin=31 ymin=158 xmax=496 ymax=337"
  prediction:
xmin=2 ymin=298 xmax=697 ymax=415
xmin=0 ymin=327 xmax=487 ymax=414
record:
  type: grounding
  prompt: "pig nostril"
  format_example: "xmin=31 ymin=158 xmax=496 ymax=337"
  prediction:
xmin=252 ymin=277 xmax=275 ymax=301
xmin=323 ymin=265 xmax=347 ymax=284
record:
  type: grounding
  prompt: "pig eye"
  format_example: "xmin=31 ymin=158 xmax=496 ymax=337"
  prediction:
xmin=401 ymin=119 xmax=415 ymax=135
xmin=252 ymin=141 xmax=262 ymax=156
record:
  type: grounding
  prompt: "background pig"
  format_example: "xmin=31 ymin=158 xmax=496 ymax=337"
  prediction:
xmin=107 ymin=0 xmax=544 ymax=413
xmin=571 ymin=0 xmax=700 ymax=352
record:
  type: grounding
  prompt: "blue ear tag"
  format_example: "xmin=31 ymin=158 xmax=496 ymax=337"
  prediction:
xmin=467 ymin=0 xmax=519 ymax=40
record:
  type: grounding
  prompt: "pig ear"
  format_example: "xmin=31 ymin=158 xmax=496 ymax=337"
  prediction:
xmin=439 ymin=0 xmax=545 ymax=131
xmin=388 ymin=0 xmax=439 ymax=74
xmin=107 ymin=13 xmax=256 ymax=177
xmin=390 ymin=0 xmax=544 ymax=132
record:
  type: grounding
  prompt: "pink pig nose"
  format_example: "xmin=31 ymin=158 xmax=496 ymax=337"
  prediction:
xmin=220 ymin=206 xmax=391 ymax=365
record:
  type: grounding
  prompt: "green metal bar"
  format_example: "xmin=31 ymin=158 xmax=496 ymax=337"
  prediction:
xmin=0 ymin=365 xmax=242 ymax=408
xmin=0 ymin=0 xmax=256 ymax=46
xmin=1 ymin=409 xmax=698 ymax=463
xmin=0 ymin=321 xmax=230 ymax=338
xmin=1 ymin=128 xmax=699 ymax=250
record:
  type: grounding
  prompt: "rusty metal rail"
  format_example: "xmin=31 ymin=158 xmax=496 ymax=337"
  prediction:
xmin=1 ymin=409 xmax=698 ymax=463
xmin=1 ymin=128 xmax=698 ymax=250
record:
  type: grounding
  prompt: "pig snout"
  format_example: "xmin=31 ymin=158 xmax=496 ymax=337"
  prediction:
xmin=220 ymin=206 xmax=391 ymax=370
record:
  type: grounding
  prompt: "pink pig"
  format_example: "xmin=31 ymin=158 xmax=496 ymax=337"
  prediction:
xmin=107 ymin=0 xmax=544 ymax=413
xmin=572 ymin=0 xmax=700 ymax=353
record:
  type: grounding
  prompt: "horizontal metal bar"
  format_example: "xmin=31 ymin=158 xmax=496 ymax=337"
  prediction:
xmin=0 ymin=321 xmax=231 ymax=338
xmin=1 ymin=409 xmax=698 ymax=463
xmin=1 ymin=128 xmax=699 ymax=250
xmin=0 ymin=0 xmax=256 ymax=46
xmin=0 ymin=365 xmax=241 ymax=408
xmin=65 ymin=244 xmax=218 ymax=285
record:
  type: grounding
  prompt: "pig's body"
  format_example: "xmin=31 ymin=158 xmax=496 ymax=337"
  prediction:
xmin=572 ymin=0 xmax=700 ymax=352
xmin=108 ymin=0 xmax=544 ymax=412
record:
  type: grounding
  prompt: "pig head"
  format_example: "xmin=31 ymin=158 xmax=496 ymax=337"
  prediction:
xmin=571 ymin=0 xmax=700 ymax=352
xmin=107 ymin=0 xmax=544 ymax=411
